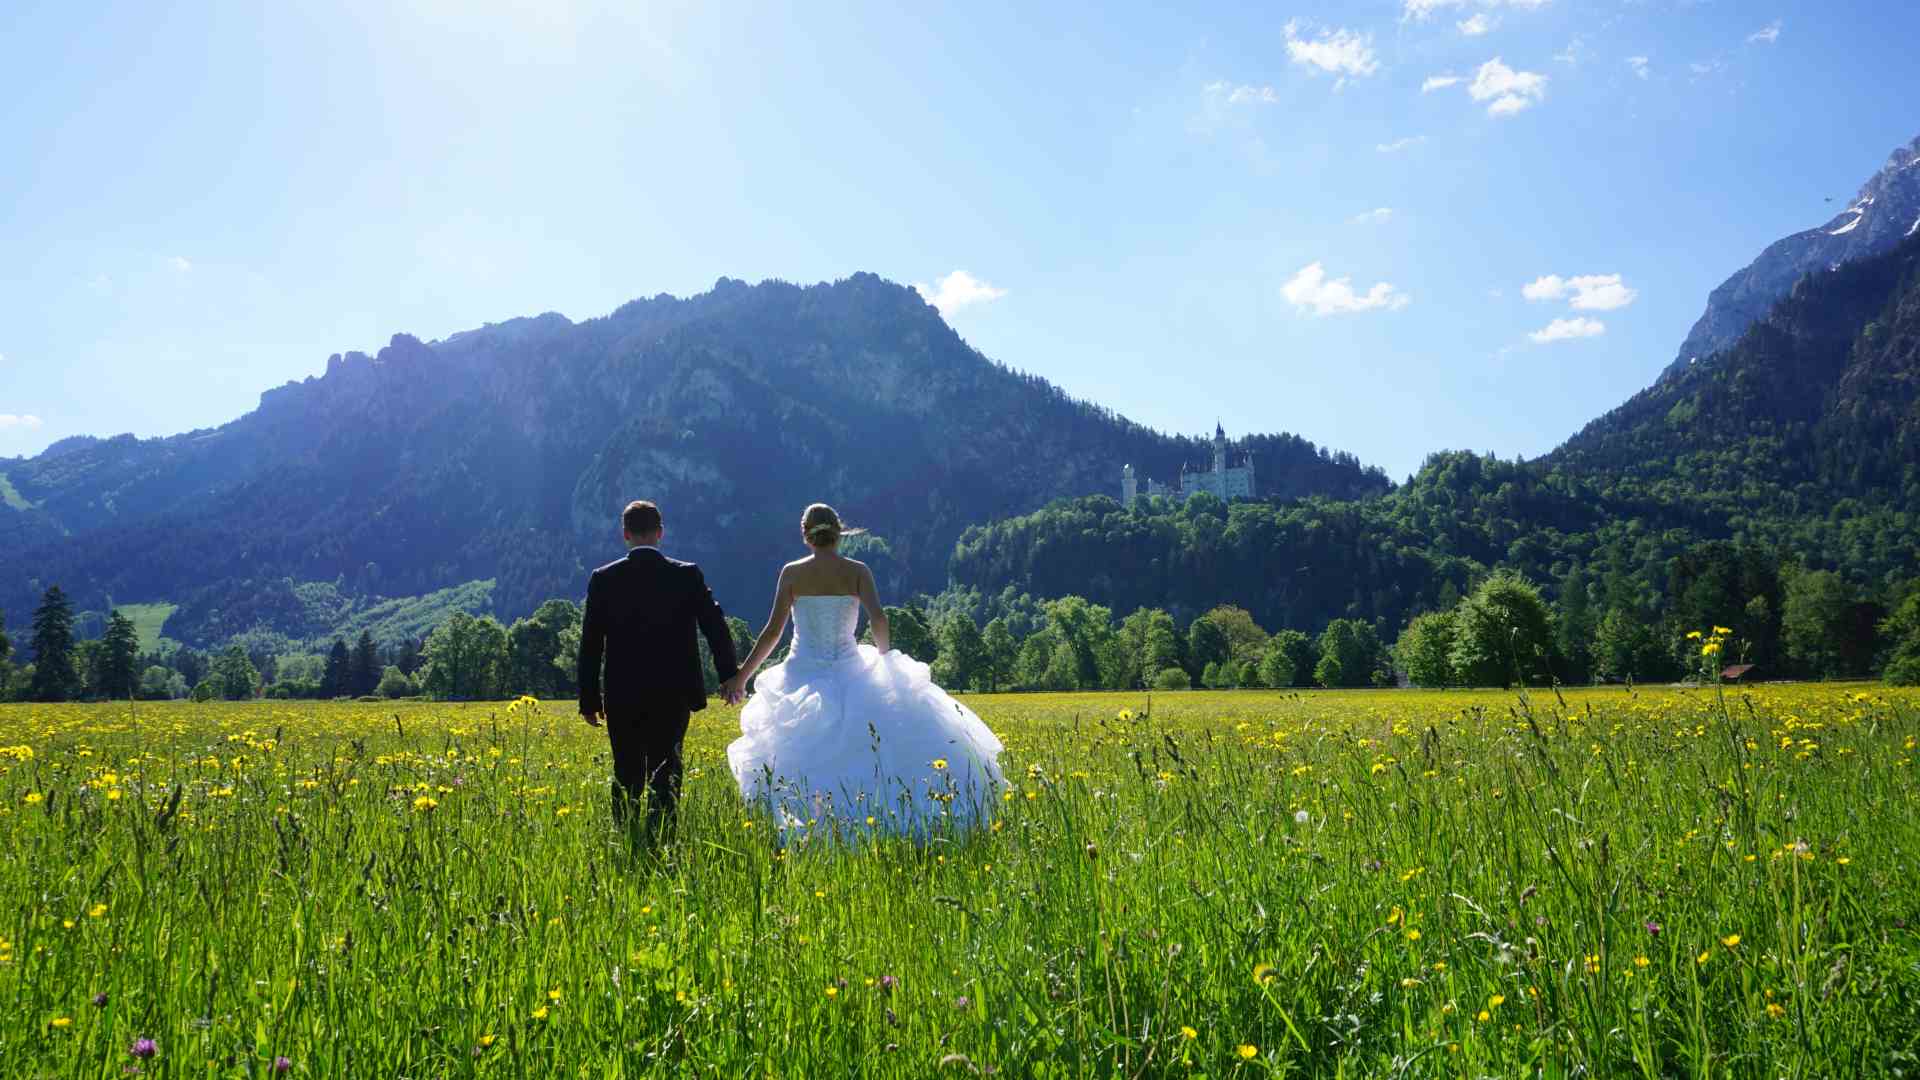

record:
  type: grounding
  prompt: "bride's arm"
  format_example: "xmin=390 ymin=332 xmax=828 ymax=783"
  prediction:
xmin=856 ymin=563 xmax=891 ymax=653
xmin=730 ymin=567 xmax=795 ymax=689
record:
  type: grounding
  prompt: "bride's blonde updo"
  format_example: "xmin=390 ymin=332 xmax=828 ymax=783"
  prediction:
xmin=802 ymin=503 xmax=865 ymax=548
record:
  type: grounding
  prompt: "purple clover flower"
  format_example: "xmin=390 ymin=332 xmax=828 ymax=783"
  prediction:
xmin=92 ymin=992 xmax=108 ymax=1008
xmin=130 ymin=1038 xmax=158 ymax=1059
xmin=1645 ymin=921 xmax=1662 ymax=937
xmin=272 ymin=1056 xmax=293 ymax=1074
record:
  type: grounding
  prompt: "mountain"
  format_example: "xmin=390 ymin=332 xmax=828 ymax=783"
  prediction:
xmin=946 ymin=229 xmax=1920 ymax=643
xmin=0 ymin=274 xmax=1388 ymax=647
xmin=1555 ymin=227 xmax=1920 ymax=505
xmin=1664 ymin=134 xmax=1920 ymax=380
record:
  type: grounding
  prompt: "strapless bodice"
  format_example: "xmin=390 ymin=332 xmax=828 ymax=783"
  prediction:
xmin=789 ymin=595 xmax=860 ymax=663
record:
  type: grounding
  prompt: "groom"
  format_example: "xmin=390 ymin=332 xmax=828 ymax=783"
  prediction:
xmin=578 ymin=500 xmax=741 ymax=841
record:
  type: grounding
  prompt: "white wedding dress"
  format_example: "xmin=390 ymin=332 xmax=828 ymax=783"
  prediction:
xmin=726 ymin=596 xmax=1005 ymax=838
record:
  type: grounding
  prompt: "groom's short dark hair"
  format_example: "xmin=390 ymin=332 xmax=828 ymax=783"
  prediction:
xmin=623 ymin=500 xmax=662 ymax=535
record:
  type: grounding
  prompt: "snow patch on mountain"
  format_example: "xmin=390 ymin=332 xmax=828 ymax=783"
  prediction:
xmin=1663 ymin=133 xmax=1920 ymax=380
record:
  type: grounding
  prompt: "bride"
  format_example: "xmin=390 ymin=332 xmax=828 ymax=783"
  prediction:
xmin=721 ymin=504 xmax=1005 ymax=838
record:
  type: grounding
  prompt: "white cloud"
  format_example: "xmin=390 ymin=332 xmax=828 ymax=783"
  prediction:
xmin=1404 ymin=0 xmax=1550 ymax=20
xmin=1689 ymin=59 xmax=1723 ymax=77
xmin=1285 ymin=21 xmax=1380 ymax=79
xmin=1554 ymin=38 xmax=1586 ymax=64
xmin=1747 ymin=20 xmax=1781 ymax=45
xmin=1376 ymin=135 xmax=1429 ymax=153
xmin=1521 ymin=274 xmax=1567 ymax=301
xmin=1625 ymin=55 xmax=1650 ymax=80
xmin=912 ymin=270 xmax=1007 ymax=316
xmin=1282 ymin=262 xmax=1410 ymax=316
xmin=168 ymin=256 xmax=192 ymax=273
xmin=1468 ymin=57 xmax=1548 ymax=115
xmin=0 ymin=413 xmax=45 ymax=432
xmin=1458 ymin=12 xmax=1497 ymax=36
xmin=1523 ymin=273 xmax=1637 ymax=310
xmin=1348 ymin=207 xmax=1395 ymax=225
xmin=1529 ymin=316 xmax=1605 ymax=344
xmin=1421 ymin=74 xmax=1462 ymax=92
xmin=1207 ymin=82 xmax=1280 ymax=105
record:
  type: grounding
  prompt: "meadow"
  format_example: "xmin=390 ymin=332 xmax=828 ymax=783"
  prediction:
xmin=1 ymin=683 xmax=1916 ymax=1078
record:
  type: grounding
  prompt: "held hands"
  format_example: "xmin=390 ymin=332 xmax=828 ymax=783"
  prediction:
xmin=580 ymin=708 xmax=602 ymax=727
xmin=720 ymin=673 xmax=748 ymax=707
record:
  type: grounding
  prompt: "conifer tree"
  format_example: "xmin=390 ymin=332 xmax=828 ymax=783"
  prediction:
xmin=321 ymin=638 xmax=351 ymax=698
xmin=349 ymin=630 xmax=380 ymax=697
xmin=98 ymin=610 xmax=141 ymax=700
xmin=29 ymin=586 xmax=79 ymax=702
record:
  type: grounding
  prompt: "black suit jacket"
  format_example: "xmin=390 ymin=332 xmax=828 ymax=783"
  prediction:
xmin=577 ymin=547 xmax=739 ymax=716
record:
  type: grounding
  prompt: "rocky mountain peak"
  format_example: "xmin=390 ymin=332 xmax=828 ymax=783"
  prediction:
xmin=1663 ymin=132 xmax=1920 ymax=380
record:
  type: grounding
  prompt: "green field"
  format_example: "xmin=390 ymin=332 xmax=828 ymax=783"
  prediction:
xmin=113 ymin=602 xmax=177 ymax=653
xmin=0 ymin=472 xmax=32 ymax=511
xmin=1 ymin=685 xmax=1916 ymax=1077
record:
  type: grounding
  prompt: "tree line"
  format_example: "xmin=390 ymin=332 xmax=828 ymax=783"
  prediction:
xmin=7 ymin=546 xmax=1919 ymax=704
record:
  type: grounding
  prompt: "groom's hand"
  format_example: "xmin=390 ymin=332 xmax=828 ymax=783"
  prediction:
xmin=580 ymin=708 xmax=603 ymax=727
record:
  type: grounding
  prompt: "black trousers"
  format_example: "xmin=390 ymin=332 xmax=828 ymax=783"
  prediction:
xmin=604 ymin=701 xmax=692 ymax=836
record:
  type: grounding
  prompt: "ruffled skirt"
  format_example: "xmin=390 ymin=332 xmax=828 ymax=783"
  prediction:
xmin=726 ymin=645 xmax=1004 ymax=839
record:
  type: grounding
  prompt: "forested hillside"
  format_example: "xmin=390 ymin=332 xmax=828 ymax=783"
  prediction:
xmin=0 ymin=274 xmax=1386 ymax=647
xmin=945 ymin=230 xmax=1920 ymax=677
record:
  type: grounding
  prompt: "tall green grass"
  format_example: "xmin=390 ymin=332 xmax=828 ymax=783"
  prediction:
xmin=1 ymin=684 xmax=1915 ymax=1077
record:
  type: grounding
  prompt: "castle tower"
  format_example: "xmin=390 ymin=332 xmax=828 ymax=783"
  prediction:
xmin=1212 ymin=422 xmax=1227 ymax=475
xmin=1122 ymin=463 xmax=1137 ymax=507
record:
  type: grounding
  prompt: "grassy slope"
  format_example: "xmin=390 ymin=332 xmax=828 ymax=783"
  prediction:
xmin=113 ymin=602 xmax=177 ymax=653
xmin=0 ymin=471 xmax=32 ymax=511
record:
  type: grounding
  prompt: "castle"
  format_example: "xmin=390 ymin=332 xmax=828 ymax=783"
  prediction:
xmin=1122 ymin=424 xmax=1256 ymax=507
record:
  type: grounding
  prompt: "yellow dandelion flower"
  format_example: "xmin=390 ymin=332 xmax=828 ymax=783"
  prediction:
xmin=1488 ymin=995 xmax=1505 ymax=1008
xmin=824 ymin=986 xmax=838 ymax=998
xmin=1476 ymin=1009 xmax=1491 ymax=1022
xmin=930 ymin=758 xmax=949 ymax=771
xmin=1237 ymin=1044 xmax=1258 ymax=1060
xmin=547 ymin=988 xmax=562 ymax=1001
xmin=478 ymin=1034 xmax=497 ymax=1048
xmin=50 ymin=1016 xmax=72 ymax=1029
xmin=1252 ymin=963 xmax=1275 ymax=986
xmin=88 ymin=904 xmax=108 ymax=919
xmin=1181 ymin=1026 xmax=1198 ymax=1040
xmin=531 ymin=1006 xmax=549 ymax=1021
xmin=1696 ymin=950 xmax=1711 ymax=965
xmin=23 ymin=792 xmax=43 ymax=805
xmin=1766 ymin=1003 xmax=1787 ymax=1019
xmin=412 ymin=796 xmax=438 ymax=812
xmin=1405 ymin=929 xmax=1421 ymax=942
xmin=1634 ymin=955 xmax=1650 ymax=968
xmin=1721 ymin=934 xmax=1740 ymax=949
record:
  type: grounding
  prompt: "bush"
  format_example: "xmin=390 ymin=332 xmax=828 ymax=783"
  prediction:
xmin=377 ymin=666 xmax=418 ymax=699
xmin=1151 ymin=667 xmax=1191 ymax=691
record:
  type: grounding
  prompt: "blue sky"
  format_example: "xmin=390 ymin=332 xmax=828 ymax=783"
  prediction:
xmin=3 ymin=0 xmax=1916 ymax=481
